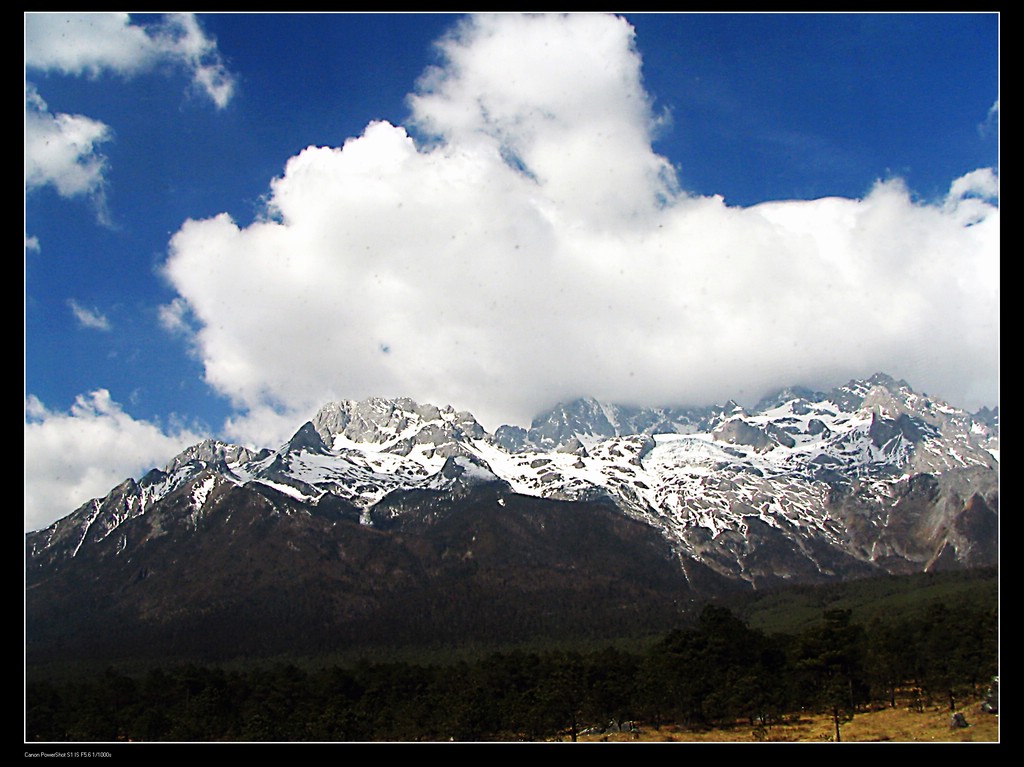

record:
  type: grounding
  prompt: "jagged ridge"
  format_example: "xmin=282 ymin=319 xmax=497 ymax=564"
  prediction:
xmin=27 ymin=373 xmax=998 ymax=588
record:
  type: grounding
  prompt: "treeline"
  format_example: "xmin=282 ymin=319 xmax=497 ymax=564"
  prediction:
xmin=26 ymin=599 xmax=997 ymax=742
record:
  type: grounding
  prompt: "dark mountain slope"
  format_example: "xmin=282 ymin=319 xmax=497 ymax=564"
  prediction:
xmin=26 ymin=481 xmax=697 ymax=666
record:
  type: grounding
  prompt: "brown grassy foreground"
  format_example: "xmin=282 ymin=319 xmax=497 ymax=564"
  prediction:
xmin=571 ymin=698 xmax=998 ymax=743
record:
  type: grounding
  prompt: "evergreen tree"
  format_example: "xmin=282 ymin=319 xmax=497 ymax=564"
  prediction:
xmin=795 ymin=609 xmax=869 ymax=742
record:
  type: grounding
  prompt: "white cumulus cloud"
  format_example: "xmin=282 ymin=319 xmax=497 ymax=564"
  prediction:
xmin=24 ymin=84 xmax=111 ymax=214
xmin=157 ymin=13 xmax=997 ymax=442
xmin=24 ymin=390 xmax=208 ymax=532
xmin=947 ymin=167 xmax=998 ymax=204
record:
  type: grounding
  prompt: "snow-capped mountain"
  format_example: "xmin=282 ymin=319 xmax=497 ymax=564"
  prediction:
xmin=27 ymin=373 xmax=997 ymax=592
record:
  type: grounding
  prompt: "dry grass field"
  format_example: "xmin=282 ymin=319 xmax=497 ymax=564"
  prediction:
xmin=572 ymin=698 xmax=999 ymax=743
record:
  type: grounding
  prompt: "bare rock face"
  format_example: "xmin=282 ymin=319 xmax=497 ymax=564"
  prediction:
xmin=494 ymin=424 xmax=529 ymax=452
xmin=713 ymin=418 xmax=774 ymax=452
xmin=165 ymin=439 xmax=264 ymax=473
xmin=312 ymin=397 xmax=487 ymax=451
xmin=527 ymin=397 xmax=618 ymax=451
xmin=285 ymin=421 xmax=331 ymax=454
xmin=827 ymin=467 xmax=998 ymax=573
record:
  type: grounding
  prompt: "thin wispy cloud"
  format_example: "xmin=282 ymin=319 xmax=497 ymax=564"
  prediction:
xmin=68 ymin=299 xmax=111 ymax=331
xmin=24 ymin=12 xmax=236 ymax=109
xmin=157 ymin=297 xmax=193 ymax=336
xmin=979 ymin=99 xmax=999 ymax=137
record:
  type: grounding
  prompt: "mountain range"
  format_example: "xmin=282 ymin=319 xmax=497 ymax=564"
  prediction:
xmin=25 ymin=373 xmax=999 ymax=664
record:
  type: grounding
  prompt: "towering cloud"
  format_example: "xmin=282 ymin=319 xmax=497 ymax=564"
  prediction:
xmin=159 ymin=13 xmax=998 ymax=445
xmin=23 ymin=14 xmax=1000 ymax=536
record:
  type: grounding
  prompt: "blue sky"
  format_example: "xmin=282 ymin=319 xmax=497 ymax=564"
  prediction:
xmin=24 ymin=12 xmax=999 ymax=531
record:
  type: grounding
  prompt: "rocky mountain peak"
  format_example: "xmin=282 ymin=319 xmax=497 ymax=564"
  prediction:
xmin=26 ymin=373 xmax=997 ymax=606
xmin=311 ymin=396 xmax=486 ymax=449
xmin=285 ymin=421 xmax=331 ymax=454
xmin=164 ymin=438 xmax=262 ymax=473
xmin=437 ymin=454 xmax=504 ymax=488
